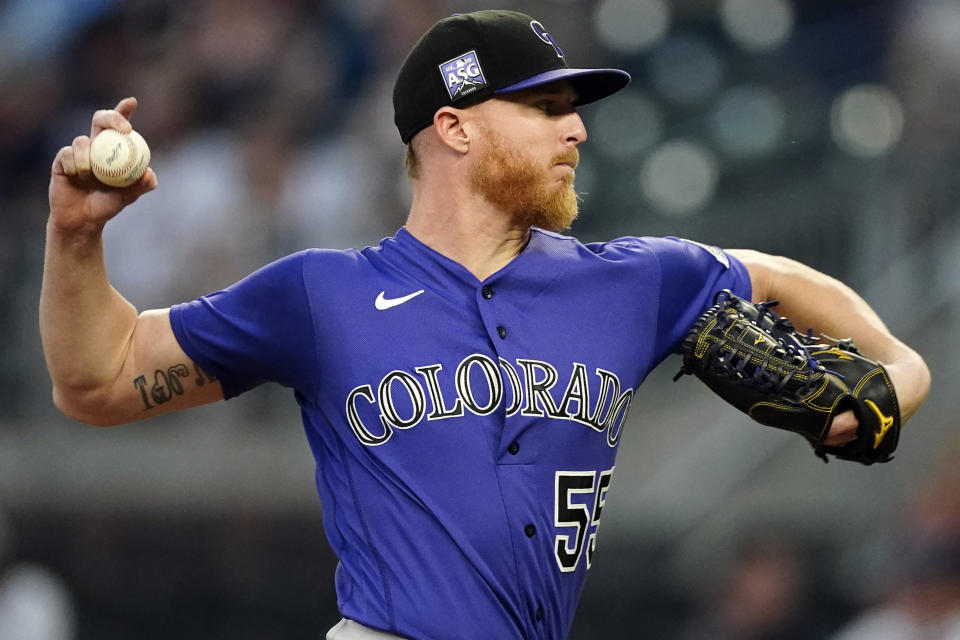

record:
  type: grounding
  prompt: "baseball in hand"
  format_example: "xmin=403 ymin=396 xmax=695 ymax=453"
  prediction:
xmin=90 ymin=128 xmax=151 ymax=187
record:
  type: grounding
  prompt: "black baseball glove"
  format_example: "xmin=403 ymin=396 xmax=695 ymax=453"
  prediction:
xmin=673 ymin=290 xmax=901 ymax=464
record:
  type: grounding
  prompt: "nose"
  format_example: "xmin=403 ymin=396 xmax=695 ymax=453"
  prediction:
xmin=563 ymin=111 xmax=587 ymax=147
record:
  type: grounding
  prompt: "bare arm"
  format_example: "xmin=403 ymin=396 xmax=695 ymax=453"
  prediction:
xmin=40 ymin=98 xmax=223 ymax=425
xmin=729 ymin=249 xmax=931 ymax=433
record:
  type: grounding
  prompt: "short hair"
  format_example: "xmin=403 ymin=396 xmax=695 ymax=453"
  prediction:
xmin=404 ymin=142 xmax=419 ymax=181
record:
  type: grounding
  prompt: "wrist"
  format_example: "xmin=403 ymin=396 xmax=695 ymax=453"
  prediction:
xmin=884 ymin=354 xmax=931 ymax=423
xmin=46 ymin=214 xmax=105 ymax=250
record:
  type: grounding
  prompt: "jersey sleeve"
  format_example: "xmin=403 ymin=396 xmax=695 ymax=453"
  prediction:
xmin=647 ymin=237 xmax=752 ymax=365
xmin=168 ymin=251 xmax=318 ymax=400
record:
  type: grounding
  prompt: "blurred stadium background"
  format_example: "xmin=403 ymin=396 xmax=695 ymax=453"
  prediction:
xmin=1 ymin=0 xmax=958 ymax=638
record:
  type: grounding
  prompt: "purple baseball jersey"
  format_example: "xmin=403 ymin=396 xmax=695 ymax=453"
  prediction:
xmin=169 ymin=227 xmax=750 ymax=639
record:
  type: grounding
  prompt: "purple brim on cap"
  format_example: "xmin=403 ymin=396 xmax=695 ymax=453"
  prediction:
xmin=495 ymin=67 xmax=631 ymax=105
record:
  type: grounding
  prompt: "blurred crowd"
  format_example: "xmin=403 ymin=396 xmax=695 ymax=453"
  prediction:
xmin=1 ymin=0 xmax=959 ymax=638
xmin=678 ymin=448 xmax=960 ymax=640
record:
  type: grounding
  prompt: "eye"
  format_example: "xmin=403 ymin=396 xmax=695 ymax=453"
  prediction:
xmin=535 ymin=99 xmax=560 ymax=114
xmin=531 ymin=97 xmax=576 ymax=116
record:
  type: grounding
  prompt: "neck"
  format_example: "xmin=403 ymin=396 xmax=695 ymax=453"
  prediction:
xmin=405 ymin=186 xmax=530 ymax=282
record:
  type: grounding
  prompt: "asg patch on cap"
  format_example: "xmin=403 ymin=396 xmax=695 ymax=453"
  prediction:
xmin=439 ymin=50 xmax=488 ymax=101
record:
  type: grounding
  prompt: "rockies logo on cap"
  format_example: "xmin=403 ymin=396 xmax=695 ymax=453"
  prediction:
xmin=529 ymin=20 xmax=564 ymax=59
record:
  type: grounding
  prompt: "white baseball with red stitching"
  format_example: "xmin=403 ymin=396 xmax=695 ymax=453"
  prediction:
xmin=90 ymin=128 xmax=151 ymax=187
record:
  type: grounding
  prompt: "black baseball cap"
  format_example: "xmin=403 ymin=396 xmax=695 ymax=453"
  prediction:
xmin=393 ymin=10 xmax=631 ymax=143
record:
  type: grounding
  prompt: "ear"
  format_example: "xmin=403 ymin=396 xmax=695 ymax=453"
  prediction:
xmin=432 ymin=107 xmax=471 ymax=154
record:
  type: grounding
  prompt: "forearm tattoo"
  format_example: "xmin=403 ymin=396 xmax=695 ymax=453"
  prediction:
xmin=134 ymin=362 xmax=217 ymax=411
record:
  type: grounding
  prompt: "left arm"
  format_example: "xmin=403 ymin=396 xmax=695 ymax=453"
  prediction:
xmin=728 ymin=249 xmax=931 ymax=432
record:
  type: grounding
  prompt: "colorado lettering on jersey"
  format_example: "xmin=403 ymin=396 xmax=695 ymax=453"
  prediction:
xmin=345 ymin=354 xmax=633 ymax=448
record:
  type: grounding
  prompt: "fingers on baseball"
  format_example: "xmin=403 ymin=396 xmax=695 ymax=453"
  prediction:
xmin=91 ymin=107 xmax=133 ymax=138
xmin=71 ymin=136 xmax=92 ymax=176
xmin=115 ymin=96 xmax=137 ymax=115
xmin=129 ymin=168 xmax=158 ymax=193
xmin=119 ymin=168 xmax=158 ymax=205
xmin=53 ymin=145 xmax=76 ymax=175
xmin=141 ymin=167 xmax=158 ymax=190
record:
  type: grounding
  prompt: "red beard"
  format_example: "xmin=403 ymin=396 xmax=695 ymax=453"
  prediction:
xmin=468 ymin=128 xmax=580 ymax=231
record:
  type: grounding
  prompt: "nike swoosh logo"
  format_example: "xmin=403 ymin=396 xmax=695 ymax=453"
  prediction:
xmin=375 ymin=289 xmax=425 ymax=311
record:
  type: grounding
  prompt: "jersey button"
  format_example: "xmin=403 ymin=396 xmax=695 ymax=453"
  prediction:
xmin=508 ymin=441 xmax=519 ymax=455
xmin=535 ymin=607 xmax=544 ymax=621
xmin=497 ymin=326 xmax=507 ymax=339
xmin=524 ymin=524 xmax=536 ymax=538
xmin=481 ymin=285 xmax=494 ymax=299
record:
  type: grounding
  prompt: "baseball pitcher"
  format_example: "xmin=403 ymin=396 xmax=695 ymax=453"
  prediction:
xmin=41 ymin=10 xmax=930 ymax=640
